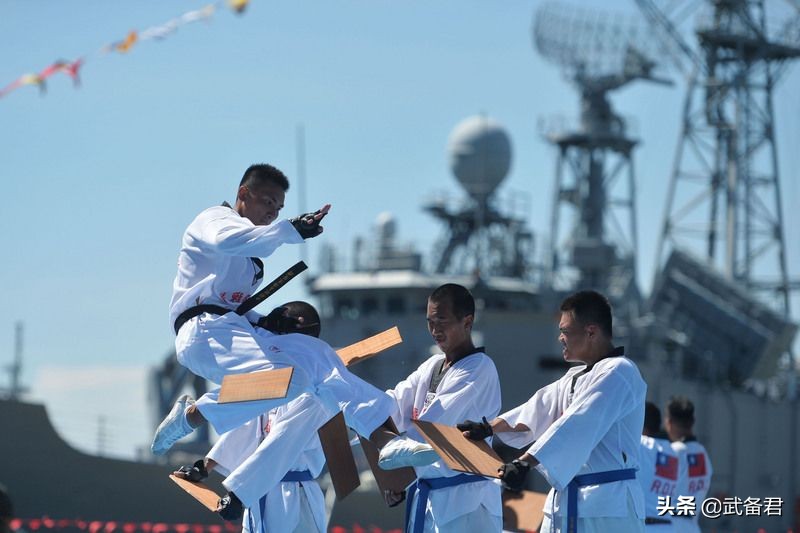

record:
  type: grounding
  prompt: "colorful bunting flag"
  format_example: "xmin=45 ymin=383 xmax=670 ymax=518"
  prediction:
xmin=228 ymin=0 xmax=250 ymax=14
xmin=180 ymin=4 xmax=216 ymax=24
xmin=113 ymin=31 xmax=139 ymax=54
xmin=0 ymin=0 xmax=250 ymax=100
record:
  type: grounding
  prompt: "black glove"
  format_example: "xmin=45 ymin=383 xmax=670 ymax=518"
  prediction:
xmin=290 ymin=209 xmax=326 ymax=239
xmin=457 ymin=416 xmax=493 ymax=440
xmin=174 ymin=459 xmax=208 ymax=482
xmin=387 ymin=490 xmax=406 ymax=508
xmin=499 ymin=459 xmax=531 ymax=492
xmin=217 ymin=491 xmax=244 ymax=521
xmin=258 ymin=306 xmax=301 ymax=334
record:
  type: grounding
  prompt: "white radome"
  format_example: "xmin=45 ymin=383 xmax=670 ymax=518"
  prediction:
xmin=447 ymin=115 xmax=512 ymax=201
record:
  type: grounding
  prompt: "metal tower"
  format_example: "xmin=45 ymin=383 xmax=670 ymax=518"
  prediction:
xmin=635 ymin=0 xmax=800 ymax=315
xmin=533 ymin=2 xmax=671 ymax=325
xmin=425 ymin=115 xmax=534 ymax=280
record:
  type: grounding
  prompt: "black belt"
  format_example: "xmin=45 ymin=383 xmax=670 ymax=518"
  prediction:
xmin=173 ymin=261 xmax=309 ymax=334
xmin=645 ymin=517 xmax=672 ymax=525
xmin=173 ymin=304 xmax=232 ymax=334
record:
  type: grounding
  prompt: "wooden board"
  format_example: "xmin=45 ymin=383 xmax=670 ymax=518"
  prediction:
xmin=218 ymin=367 xmax=293 ymax=404
xmin=412 ymin=420 xmax=503 ymax=478
xmin=502 ymin=490 xmax=547 ymax=532
xmin=317 ymin=411 xmax=360 ymax=500
xmin=336 ymin=326 xmax=402 ymax=367
xmin=169 ymin=474 xmax=220 ymax=512
xmin=358 ymin=417 xmax=417 ymax=493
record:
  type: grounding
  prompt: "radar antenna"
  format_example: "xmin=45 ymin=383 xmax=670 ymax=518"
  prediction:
xmin=633 ymin=0 xmax=800 ymax=315
xmin=534 ymin=2 xmax=671 ymax=327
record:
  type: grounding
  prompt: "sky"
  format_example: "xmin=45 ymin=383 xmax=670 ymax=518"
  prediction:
xmin=1 ymin=0 xmax=799 ymax=459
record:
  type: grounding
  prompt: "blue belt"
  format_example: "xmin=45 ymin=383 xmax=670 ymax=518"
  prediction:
xmin=281 ymin=469 xmax=314 ymax=483
xmin=405 ymin=473 xmax=487 ymax=533
xmin=566 ymin=468 xmax=636 ymax=533
xmin=250 ymin=471 xmax=314 ymax=533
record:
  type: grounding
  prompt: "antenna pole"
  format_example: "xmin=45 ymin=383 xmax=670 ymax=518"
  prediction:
xmin=296 ymin=123 xmax=308 ymax=265
xmin=9 ymin=321 xmax=23 ymax=400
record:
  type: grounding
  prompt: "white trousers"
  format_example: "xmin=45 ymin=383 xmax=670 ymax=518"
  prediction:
xmin=408 ymin=503 xmax=502 ymax=533
xmin=177 ymin=312 xmax=393 ymax=437
xmin=243 ymin=482 xmax=325 ymax=533
xmin=540 ymin=494 xmax=644 ymax=533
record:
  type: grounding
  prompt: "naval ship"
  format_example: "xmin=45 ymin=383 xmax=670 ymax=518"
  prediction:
xmin=1 ymin=118 xmax=797 ymax=532
xmin=306 ymin=112 xmax=799 ymax=533
xmin=4 ymin=1 xmax=800 ymax=531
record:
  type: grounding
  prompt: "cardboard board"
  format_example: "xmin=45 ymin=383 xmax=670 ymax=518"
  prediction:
xmin=169 ymin=474 xmax=220 ymax=512
xmin=218 ymin=367 xmax=294 ymax=404
xmin=412 ymin=420 xmax=503 ymax=478
xmin=358 ymin=417 xmax=417 ymax=494
xmin=502 ymin=490 xmax=547 ymax=532
xmin=336 ymin=326 xmax=403 ymax=367
xmin=317 ymin=411 xmax=360 ymax=500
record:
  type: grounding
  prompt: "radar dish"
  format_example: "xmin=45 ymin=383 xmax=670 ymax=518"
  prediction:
xmin=447 ymin=115 xmax=512 ymax=202
xmin=533 ymin=1 xmax=663 ymax=79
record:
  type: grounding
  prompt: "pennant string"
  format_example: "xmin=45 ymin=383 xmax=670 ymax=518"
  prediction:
xmin=0 ymin=0 xmax=250 ymax=100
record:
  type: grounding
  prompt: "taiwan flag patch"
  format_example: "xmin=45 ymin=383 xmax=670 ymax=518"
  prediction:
xmin=655 ymin=452 xmax=678 ymax=480
xmin=688 ymin=453 xmax=707 ymax=477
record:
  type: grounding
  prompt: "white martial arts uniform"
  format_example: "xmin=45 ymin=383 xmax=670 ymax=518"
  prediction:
xmin=207 ymin=394 xmax=330 ymax=531
xmin=387 ymin=349 xmax=503 ymax=533
xmin=670 ymin=439 xmax=712 ymax=533
xmin=639 ymin=435 xmax=679 ymax=532
xmin=170 ymin=205 xmax=393 ymax=438
xmin=494 ymin=350 xmax=646 ymax=533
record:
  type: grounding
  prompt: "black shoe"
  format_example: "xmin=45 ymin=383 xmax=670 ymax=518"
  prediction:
xmin=218 ymin=491 xmax=244 ymax=521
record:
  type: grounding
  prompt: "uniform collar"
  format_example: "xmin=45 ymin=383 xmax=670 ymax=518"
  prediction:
xmin=585 ymin=345 xmax=625 ymax=372
xmin=442 ymin=346 xmax=484 ymax=370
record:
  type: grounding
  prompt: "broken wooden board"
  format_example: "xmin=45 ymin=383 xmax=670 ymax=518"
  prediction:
xmin=336 ymin=326 xmax=402 ymax=367
xmin=412 ymin=420 xmax=503 ymax=478
xmin=502 ymin=490 xmax=547 ymax=532
xmin=317 ymin=411 xmax=360 ymax=500
xmin=169 ymin=474 xmax=220 ymax=512
xmin=218 ymin=367 xmax=293 ymax=404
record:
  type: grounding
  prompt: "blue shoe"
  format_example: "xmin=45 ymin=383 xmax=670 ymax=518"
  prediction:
xmin=151 ymin=394 xmax=195 ymax=455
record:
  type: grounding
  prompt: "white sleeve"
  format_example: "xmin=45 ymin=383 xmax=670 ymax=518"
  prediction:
xmin=386 ymin=363 xmax=426 ymax=433
xmin=206 ymin=417 xmax=261 ymax=477
xmin=221 ymin=394 xmax=333 ymax=508
xmin=494 ymin=380 xmax=562 ymax=449
xmin=527 ymin=368 xmax=636 ymax=490
xmin=199 ymin=214 xmax=303 ymax=257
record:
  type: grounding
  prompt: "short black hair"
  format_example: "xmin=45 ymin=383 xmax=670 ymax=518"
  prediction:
xmin=667 ymin=396 xmax=695 ymax=427
xmin=559 ymin=290 xmax=613 ymax=338
xmin=239 ymin=163 xmax=290 ymax=192
xmin=429 ymin=283 xmax=475 ymax=319
xmin=282 ymin=300 xmax=321 ymax=338
xmin=644 ymin=401 xmax=662 ymax=434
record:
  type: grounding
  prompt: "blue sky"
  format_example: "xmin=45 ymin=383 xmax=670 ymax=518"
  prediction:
xmin=1 ymin=0 xmax=799 ymax=458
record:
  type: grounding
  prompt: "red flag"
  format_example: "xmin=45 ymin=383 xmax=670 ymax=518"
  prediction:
xmin=687 ymin=453 xmax=707 ymax=477
xmin=655 ymin=452 xmax=678 ymax=480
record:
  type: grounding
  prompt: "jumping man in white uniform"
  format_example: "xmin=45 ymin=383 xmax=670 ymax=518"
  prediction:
xmin=379 ymin=284 xmax=503 ymax=533
xmin=154 ymin=164 xmax=435 ymax=513
xmin=459 ymin=290 xmax=647 ymax=533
